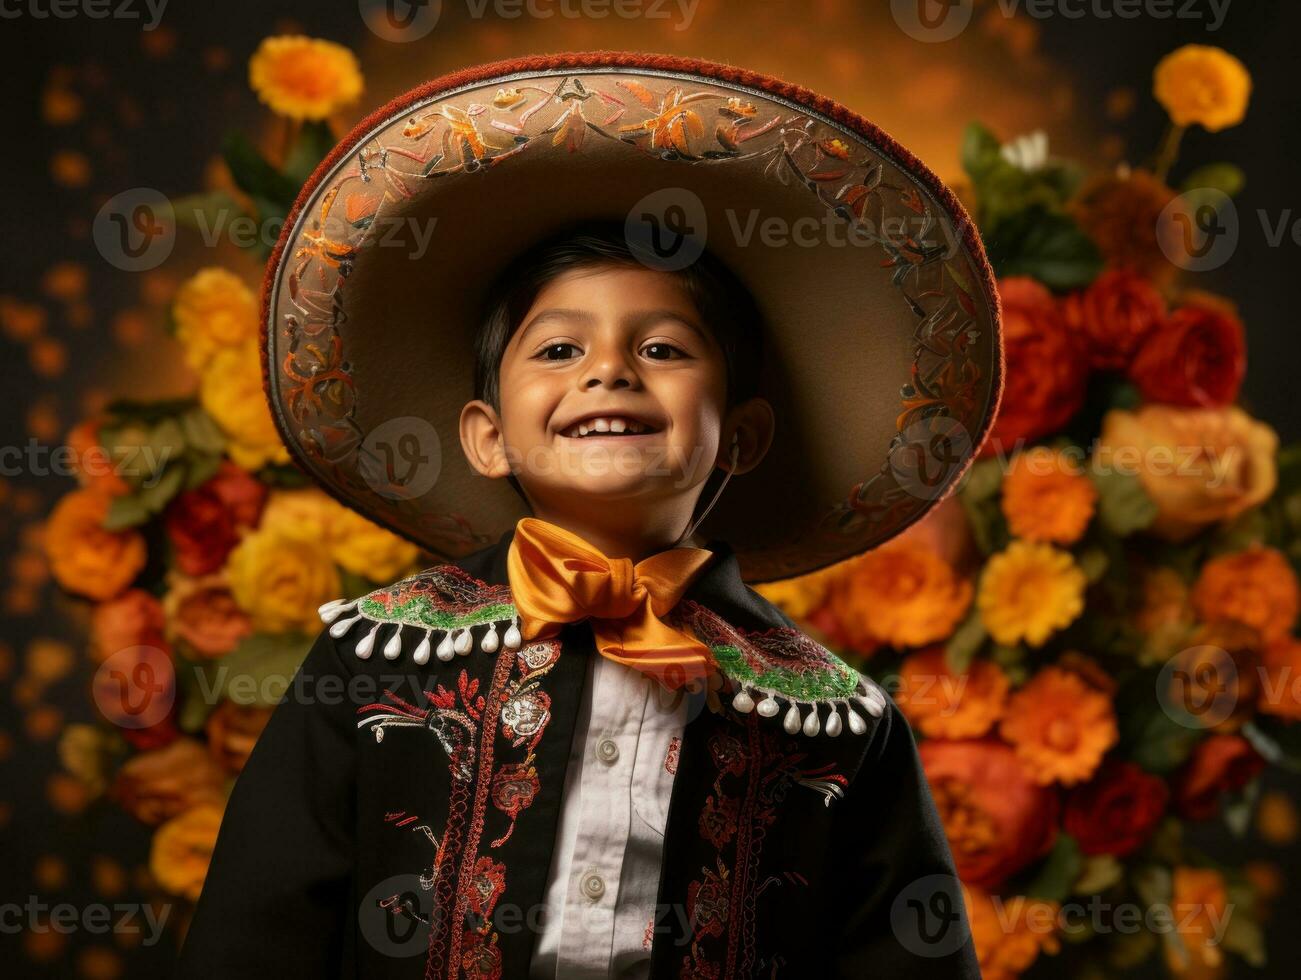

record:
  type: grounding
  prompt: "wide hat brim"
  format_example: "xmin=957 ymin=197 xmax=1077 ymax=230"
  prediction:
xmin=262 ymin=51 xmax=1003 ymax=584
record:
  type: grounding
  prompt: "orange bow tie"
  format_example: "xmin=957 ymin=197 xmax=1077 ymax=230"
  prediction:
xmin=506 ymin=518 xmax=716 ymax=689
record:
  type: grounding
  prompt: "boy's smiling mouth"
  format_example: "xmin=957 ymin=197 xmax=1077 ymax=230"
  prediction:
xmin=557 ymin=413 xmax=664 ymax=439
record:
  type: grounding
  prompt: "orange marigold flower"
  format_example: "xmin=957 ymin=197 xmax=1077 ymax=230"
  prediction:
xmin=977 ymin=540 xmax=1086 ymax=648
xmin=248 ymin=36 xmax=363 ymax=121
xmin=825 ymin=541 xmax=972 ymax=651
xmin=999 ymin=666 xmax=1118 ymax=785
xmin=149 ymin=803 xmax=223 ymax=901
xmin=1001 ymin=447 xmax=1098 ymax=545
xmin=1164 ymin=867 xmax=1229 ymax=974
xmin=1192 ymin=545 xmax=1299 ymax=642
xmin=44 ymin=489 xmax=146 ymax=601
xmin=1154 ymin=44 xmax=1251 ymax=132
xmin=963 ymin=887 xmax=1060 ymax=980
xmin=896 ymin=647 xmax=1009 ymax=739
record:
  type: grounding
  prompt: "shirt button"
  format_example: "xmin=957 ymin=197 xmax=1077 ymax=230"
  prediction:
xmin=595 ymin=737 xmax=620 ymax=765
xmin=580 ymin=870 xmax=606 ymax=900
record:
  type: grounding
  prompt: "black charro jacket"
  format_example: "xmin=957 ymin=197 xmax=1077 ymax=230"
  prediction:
xmin=176 ymin=525 xmax=979 ymax=979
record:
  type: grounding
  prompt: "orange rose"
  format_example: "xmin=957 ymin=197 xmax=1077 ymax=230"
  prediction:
xmin=824 ymin=541 xmax=972 ymax=652
xmin=1259 ymin=635 xmax=1301 ymax=721
xmin=205 ymin=701 xmax=273 ymax=774
xmin=1000 ymin=447 xmax=1098 ymax=545
xmin=163 ymin=575 xmax=253 ymax=659
xmin=896 ymin=648 xmax=1009 ymax=739
xmin=919 ymin=739 xmax=1058 ymax=889
xmin=66 ymin=419 xmax=127 ymax=496
xmin=90 ymin=589 xmax=166 ymax=664
xmin=1062 ymin=266 xmax=1166 ymax=371
xmin=1093 ymin=405 xmax=1277 ymax=542
xmin=981 ymin=277 xmax=1088 ymax=455
xmin=1173 ymin=734 xmax=1264 ymax=821
xmin=999 ymin=667 xmax=1118 ymax=785
xmin=1135 ymin=566 xmax=1193 ymax=635
xmin=150 ymin=803 xmax=224 ymax=901
xmin=112 ymin=738 xmax=227 ymax=825
xmin=1192 ymin=545 xmax=1299 ymax=642
xmin=44 ymin=489 xmax=147 ymax=600
xmin=1165 ymin=867 xmax=1230 ymax=977
xmin=963 ymin=887 xmax=1059 ymax=980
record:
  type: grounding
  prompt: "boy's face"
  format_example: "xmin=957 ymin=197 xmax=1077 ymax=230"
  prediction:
xmin=467 ymin=264 xmax=737 ymax=515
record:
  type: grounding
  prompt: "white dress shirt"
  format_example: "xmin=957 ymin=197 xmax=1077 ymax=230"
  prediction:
xmin=528 ymin=652 xmax=687 ymax=978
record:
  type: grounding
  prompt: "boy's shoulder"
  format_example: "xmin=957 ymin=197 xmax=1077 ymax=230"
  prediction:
xmin=318 ymin=562 xmax=888 ymax=738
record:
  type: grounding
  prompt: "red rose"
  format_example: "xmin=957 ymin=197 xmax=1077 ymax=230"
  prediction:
xmin=1130 ymin=303 xmax=1245 ymax=407
xmin=919 ymin=738 xmax=1059 ymax=888
xmin=1063 ymin=759 xmax=1168 ymax=857
xmin=1063 ymin=266 xmax=1167 ymax=370
xmin=164 ymin=462 xmax=267 ymax=576
xmin=1173 ymin=734 xmax=1265 ymax=821
xmin=980 ymin=277 xmax=1089 ymax=457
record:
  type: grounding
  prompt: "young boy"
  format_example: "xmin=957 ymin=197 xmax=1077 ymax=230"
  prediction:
xmin=177 ymin=54 xmax=1002 ymax=980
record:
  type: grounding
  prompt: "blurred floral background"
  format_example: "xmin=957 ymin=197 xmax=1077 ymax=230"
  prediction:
xmin=5 ymin=1 xmax=1301 ymax=977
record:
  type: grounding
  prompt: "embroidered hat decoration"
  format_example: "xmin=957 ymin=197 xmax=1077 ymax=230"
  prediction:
xmin=506 ymin=517 xmax=717 ymax=690
xmin=263 ymin=51 xmax=1004 ymax=583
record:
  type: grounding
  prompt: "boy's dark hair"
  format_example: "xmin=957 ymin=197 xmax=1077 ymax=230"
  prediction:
xmin=473 ymin=221 xmax=766 ymax=413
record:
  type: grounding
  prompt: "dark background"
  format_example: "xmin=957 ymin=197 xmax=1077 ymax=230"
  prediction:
xmin=2 ymin=0 xmax=1299 ymax=976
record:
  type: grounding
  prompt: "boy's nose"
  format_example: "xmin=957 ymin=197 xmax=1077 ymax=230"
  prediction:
xmin=582 ymin=349 xmax=639 ymax=389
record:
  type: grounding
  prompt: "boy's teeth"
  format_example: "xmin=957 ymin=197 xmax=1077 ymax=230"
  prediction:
xmin=566 ymin=416 xmax=651 ymax=437
xmin=609 ymin=419 xmax=626 ymax=433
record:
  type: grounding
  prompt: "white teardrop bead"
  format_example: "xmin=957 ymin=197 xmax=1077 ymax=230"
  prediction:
xmin=413 ymin=631 xmax=432 ymax=666
xmin=383 ymin=628 xmax=403 ymax=660
xmin=756 ymin=696 xmax=780 ymax=718
xmin=731 ymin=688 xmax=755 ymax=713
xmin=436 ymin=631 xmax=456 ymax=661
xmin=453 ymin=628 xmax=473 ymax=655
xmin=825 ymin=706 xmax=843 ymax=737
xmin=857 ymin=694 xmax=884 ymax=718
xmin=504 ymin=621 xmax=521 ymax=649
xmin=783 ymin=703 xmax=802 ymax=735
xmin=329 ymin=615 xmax=362 ymax=639
xmin=802 ymin=707 xmax=821 ymax=736
xmin=481 ymin=624 xmax=499 ymax=653
xmin=846 ymin=703 xmax=867 ymax=735
xmin=355 ymin=623 xmax=380 ymax=659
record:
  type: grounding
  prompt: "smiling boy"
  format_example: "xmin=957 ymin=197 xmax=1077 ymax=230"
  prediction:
xmin=176 ymin=54 xmax=1003 ymax=980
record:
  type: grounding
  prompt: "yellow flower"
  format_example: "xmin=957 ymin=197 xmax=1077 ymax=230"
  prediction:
xmin=753 ymin=563 xmax=840 ymax=620
xmin=150 ymin=803 xmax=224 ymax=901
xmin=172 ymin=268 xmax=258 ymax=370
xmin=1001 ymin=447 xmax=1097 ymax=545
xmin=260 ymin=487 xmax=342 ymax=540
xmin=199 ymin=341 xmax=291 ymax=470
xmin=226 ymin=524 xmax=340 ymax=634
xmin=999 ymin=666 xmax=1118 ymax=785
xmin=1165 ymin=867 xmax=1229 ymax=974
xmin=249 ymin=36 xmax=363 ymax=121
xmin=978 ymin=540 xmax=1085 ymax=647
xmin=327 ymin=506 xmax=419 ymax=582
xmin=1154 ymin=44 xmax=1251 ymax=132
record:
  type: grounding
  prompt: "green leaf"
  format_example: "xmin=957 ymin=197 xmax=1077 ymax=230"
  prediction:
xmin=180 ymin=408 xmax=228 ymax=457
xmin=1024 ymin=833 xmax=1083 ymax=902
xmin=1181 ymin=163 xmax=1245 ymax=199
xmin=222 ymin=132 xmax=299 ymax=220
xmin=135 ymin=463 xmax=187 ymax=517
xmin=961 ymin=122 xmax=1003 ymax=182
xmin=983 ymin=207 xmax=1103 ymax=290
xmin=1090 ymin=469 xmax=1159 ymax=537
xmin=103 ymin=493 xmax=151 ymax=530
xmin=215 ymin=632 xmax=315 ymax=706
xmin=1078 ymin=546 xmax=1109 ymax=583
xmin=284 ymin=121 xmax=336 ymax=186
xmin=1222 ymin=881 xmax=1266 ymax=967
xmin=959 ymin=457 xmax=1005 ymax=504
xmin=172 ymin=191 xmax=245 ymax=231
xmin=183 ymin=452 xmax=224 ymax=492
xmin=944 ymin=604 xmax=987 ymax=673
xmin=176 ymin=660 xmax=222 ymax=733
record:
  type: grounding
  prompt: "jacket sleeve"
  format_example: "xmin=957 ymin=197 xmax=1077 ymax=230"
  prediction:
xmin=828 ymin=697 xmax=981 ymax=979
xmin=175 ymin=629 xmax=357 ymax=978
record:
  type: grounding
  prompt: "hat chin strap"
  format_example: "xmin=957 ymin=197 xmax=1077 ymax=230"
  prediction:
xmin=673 ymin=434 xmax=740 ymax=549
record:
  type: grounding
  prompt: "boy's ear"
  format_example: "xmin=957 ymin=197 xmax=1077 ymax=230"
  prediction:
xmin=724 ymin=397 xmax=776 ymax=476
xmin=459 ymin=399 xmax=513 ymax=479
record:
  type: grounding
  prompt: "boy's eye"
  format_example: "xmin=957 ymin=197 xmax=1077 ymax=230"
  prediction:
xmin=642 ymin=343 xmax=684 ymax=360
xmin=539 ymin=343 xmax=580 ymax=360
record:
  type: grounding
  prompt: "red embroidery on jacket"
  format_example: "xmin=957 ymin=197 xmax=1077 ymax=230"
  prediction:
xmin=665 ymin=735 xmax=681 ymax=775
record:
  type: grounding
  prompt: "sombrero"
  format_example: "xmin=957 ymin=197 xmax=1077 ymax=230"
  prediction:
xmin=262 ymin=51 xmax=1003 ymax=583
